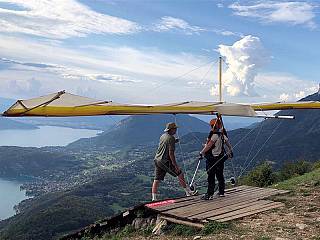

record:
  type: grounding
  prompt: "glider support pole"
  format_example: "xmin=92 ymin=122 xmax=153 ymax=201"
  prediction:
xmin=219 ymin=56 xmax=222 ymax=103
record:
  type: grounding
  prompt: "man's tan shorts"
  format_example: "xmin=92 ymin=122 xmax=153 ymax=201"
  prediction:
xmin=154 ymin=159 xmax=182 ymax=181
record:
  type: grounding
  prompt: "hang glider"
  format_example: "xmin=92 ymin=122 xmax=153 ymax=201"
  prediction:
xmin=2 ymin=91 xmax=320 ymax=119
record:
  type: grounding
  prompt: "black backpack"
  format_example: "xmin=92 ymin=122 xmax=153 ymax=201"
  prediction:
xmin=204 ymin=131 xmax=227 ymax=161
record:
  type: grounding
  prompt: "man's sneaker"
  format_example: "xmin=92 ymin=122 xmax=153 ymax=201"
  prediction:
xmin=201 ymin=193 xmax=213 ymax=200
xmin=185 ymin=188 xmax=198 ymax=196
xmin=219 ymin=193 xmax=225 ymax=197
xmin=152 ymin=193 xmax=159 ymax=201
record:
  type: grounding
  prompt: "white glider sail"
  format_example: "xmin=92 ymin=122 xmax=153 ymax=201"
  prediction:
xmin=2 ymin=91 xmax=320 ymax=118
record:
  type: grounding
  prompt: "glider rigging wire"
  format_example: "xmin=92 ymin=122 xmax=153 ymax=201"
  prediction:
xmin=147 ymin=58 xmax=218 ymax=95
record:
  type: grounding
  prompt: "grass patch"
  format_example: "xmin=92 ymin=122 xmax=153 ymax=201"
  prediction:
xmin=273 ymin=168 xmax=320 ymax=191
xmin=201 ymin=221 xmax=231 ymax=235
xmin=95 ymin=224 xmax=154 ymax=240
xmin=110 ymin=203 xmax=124 ymax=213
xmin=167 ymin=224 xmax=199 ymax=236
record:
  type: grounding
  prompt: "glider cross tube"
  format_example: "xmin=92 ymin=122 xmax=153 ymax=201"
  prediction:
xmin=2 ymin=91 xmax=320 ymax=118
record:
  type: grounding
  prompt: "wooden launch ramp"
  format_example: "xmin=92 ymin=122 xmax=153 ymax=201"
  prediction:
xmin=61 ymin=185 xmax=289 ymax=239
xmin=145 ymin=185 xmax=289 ymax=228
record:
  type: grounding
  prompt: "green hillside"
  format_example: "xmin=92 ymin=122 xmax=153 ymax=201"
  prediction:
xmin=0 ymin=146 xmax=81 ymax=178
xmin=68 ymin=114 xmax=210 ymax=149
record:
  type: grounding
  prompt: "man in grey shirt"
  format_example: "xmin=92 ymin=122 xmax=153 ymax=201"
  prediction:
xmin=152 ymin=122 xmax=196 ymax=201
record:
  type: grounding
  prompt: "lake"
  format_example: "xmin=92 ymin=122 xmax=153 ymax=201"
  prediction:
xmin=0 ymin=126 xmax=101 ymax=220
xmin=0 ymin=126 xmax=101 ymax=147
xmin=0 ymin=178 xmax=28 ymax=220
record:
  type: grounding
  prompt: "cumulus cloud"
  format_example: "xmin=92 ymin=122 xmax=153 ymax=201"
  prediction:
xmin=254 ymin=73 xmax=318 ymax=102
xmin=295 ymin=90 xmax=305 ymax=99
xmin=0 ymin=0 xmax=140 ymax=39
xmin=218 ymin=35 xmax=270 ymax=97
xmin=279 ymin=93 xmax=290 ymax=101
xmin=229 ymin=1 xmax=316 ymax=29
xmin=153 ymin=16 xmax=205 ymax=35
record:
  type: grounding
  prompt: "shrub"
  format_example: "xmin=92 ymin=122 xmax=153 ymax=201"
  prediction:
xmin=168 ymin=224 xmax=199 ymax=236
xmin=201 ymin=221 xmax=230 ymax=235
xmin=276 ymin=160 xmax=313 ymax=181
xmin=313 ymin=160 xmax=320 ymax=170
xmin=241 ymin=162 xmax=275 ymax=187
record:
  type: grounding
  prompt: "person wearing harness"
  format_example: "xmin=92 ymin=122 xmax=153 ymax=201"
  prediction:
xmin=199 ymin=118 xmax=233 ymax=200
xmin=152 ymin=122 xmax=197 ymax=201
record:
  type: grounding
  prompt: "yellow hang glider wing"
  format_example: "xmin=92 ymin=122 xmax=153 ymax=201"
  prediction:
xmin=2 ymin=91 xmax=320 ymax=118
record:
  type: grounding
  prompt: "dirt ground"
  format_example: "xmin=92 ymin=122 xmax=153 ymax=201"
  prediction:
xmin=128 ymin=183 xmax=320 ymax=240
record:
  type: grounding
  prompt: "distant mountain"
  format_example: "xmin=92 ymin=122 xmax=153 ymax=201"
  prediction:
xmin=195 ymin=115 xmax=261 ymax=130
xmin=15 ymin=116 xmax=125 ymax=130
xmin=228 ymin=92 xmax=320 ymax=172
xmin=68 ymin=114 xmax=210 ymax=149
xmin=0 ymin=117 xmax=38 ymax=130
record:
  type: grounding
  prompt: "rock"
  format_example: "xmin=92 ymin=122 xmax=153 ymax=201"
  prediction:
xmin=193 ymin=236 xmax=201 ymax=240
xmin=296 ymin=223 xmax=307 ymax=230
xmin=150 ymin=218 xmax=156 ymax=225
xmin=275 ymin=238 xmax=288 ymax=240
xmin=316 ymin=217 xmax=320 ymax=222
xmin=132 ymin=218 xmax=144 ymax=229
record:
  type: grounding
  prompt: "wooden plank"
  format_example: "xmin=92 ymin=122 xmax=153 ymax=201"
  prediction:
xmin=153 ymin=185 xmax=250 ymax=206
xmin=178 ymin=188 xmax=281 ymax=217
xmin=164 ymin=187 xmax=279 ymax=216
xmin=208 ymin=202 xmax=284 ymax=221
xmin=215 ymin=202 xmax=284 ymax=222
xmin=160 ymin=215 xmax=204 ymax=229
xmin=149 ymin=185 xmax=251 ymax=210
xmin=154 ymin=186 xmax=276 ymax=212
xmin=189 ymin=199 xmax=272 ymax=219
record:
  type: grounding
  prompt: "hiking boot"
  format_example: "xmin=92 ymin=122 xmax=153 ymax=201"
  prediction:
xmin=201 ymin=193 xmax=213 ymax=200
xmin=213 ymin=192 xmax=225 ymax=198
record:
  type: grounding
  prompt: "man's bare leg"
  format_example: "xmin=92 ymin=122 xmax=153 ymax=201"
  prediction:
xmin=152 ymin=180 xmax=160 ymax=201
xmin=178 ymin=173 xmax=187 ymax=188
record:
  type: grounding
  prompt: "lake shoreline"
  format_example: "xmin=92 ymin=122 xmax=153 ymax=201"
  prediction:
xmin=0 ymin=125 xmax=101 ymax=220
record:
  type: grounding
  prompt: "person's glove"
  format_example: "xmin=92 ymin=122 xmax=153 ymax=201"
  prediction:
xmin=199 ymin=152 xmax=203 ymax=160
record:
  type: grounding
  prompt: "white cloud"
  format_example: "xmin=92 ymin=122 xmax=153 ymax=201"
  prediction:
xmin=254 ymin=72 xmax=318 ymax=102
xmin=211 ymin=29 xmax=242 ymax=37
xmin=0 ymin=0 xmax=140 ymax=39
xmin=229 ymin=1 xmax=316 ymax=29
xmin=153 ymin=16 xmax=205 ymax=35
xmin=295 ymin=90 xmax=305 ymax=99
xmin=153 ymin=16 xmax=241 ymax=37
xmin=279 ymin=93 xmax=290 ymax=101
xmin=217 ymin=3 xmax=224 ymax=8
xmin=210 ymin=84 xmax=220 ymax=97
xmin=0 ymin=35 xmax=217 ymax=102
xmin=217 ymin=35 xmax=270 ymax=97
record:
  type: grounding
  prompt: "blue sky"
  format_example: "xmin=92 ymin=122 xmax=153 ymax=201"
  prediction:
xmin=0 ymin=0 xmax=319 ymax=104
